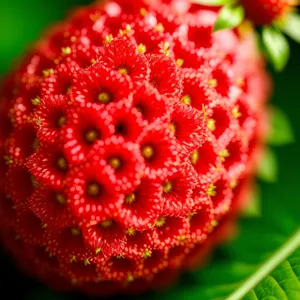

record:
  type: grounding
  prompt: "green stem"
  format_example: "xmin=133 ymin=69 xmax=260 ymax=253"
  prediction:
xmin=227 ymin=228 xmax=300 ymax=300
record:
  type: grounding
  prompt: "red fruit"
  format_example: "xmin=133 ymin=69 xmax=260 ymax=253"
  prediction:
xmin=241 ymin=0 xmax=296 ymax=26
xmin=0 ymin=0 xmax=270 ymax=296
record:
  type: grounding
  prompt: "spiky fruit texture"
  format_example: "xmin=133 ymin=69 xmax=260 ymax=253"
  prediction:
xmin=241 ymin=0 xmax=297 ymax=25
xmin=0 ymin=0 xmax=270 ymax=296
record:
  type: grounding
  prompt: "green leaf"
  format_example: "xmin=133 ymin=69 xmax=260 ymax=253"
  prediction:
xmin=257 ymin=147 xmax=278 ymax=183
xmin=242 ymin=185 xmax=261 ymax=218
xmin=268 ymin=106 xmax=295 ymax=146
xmin=262 ymin=26 xmax=290 ymax=71
xmin=213 ymin=5 xmax=245 ymax=32
xmin=280 ymin=13 xmax=300 ymax=44
xmin=190 ymin=0 xmax=234 ymax=6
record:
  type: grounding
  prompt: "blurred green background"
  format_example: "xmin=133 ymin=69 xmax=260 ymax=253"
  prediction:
xmin=0 ymin=1 xmax=299 ymax=299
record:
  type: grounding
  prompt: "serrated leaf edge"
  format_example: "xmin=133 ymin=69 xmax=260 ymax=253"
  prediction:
xmin=227 ymin=229 xmax=300 ymax=300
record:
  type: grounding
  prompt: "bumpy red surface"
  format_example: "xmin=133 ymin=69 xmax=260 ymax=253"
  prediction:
xmin=0 ymin=0 xmax=270 ymax=296
xmin=241 ymin=0 xmax=296 ymax=25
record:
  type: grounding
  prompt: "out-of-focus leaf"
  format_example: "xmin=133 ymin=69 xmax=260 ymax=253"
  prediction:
xmin=280 ymin=13 xmax=300 ymax=43
xmin=257 ymin=147 xmax=278 ymax=183
xmin=242 ymin=185 xmax=261 ymax=218
xmin=268 ymin=106 xmax=295 ymax=146
xmin=262 ymin=26 xmax=290 ymax=71
xmin=213 ymin=5 xmax=245 ymax=32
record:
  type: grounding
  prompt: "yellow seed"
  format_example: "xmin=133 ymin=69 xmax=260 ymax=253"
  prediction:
xmin=125 ymin=193 xmax=136 ymax=204
xmin=176 ymin=59 xmax=184 ymax=68
xmin=56 ymin=193 xmax=66 ymax=205
xmin=211 ymin=220 xmax=219 ymax=227
xmin=62 ymin=47 xmax=72 ymax=56
xmin=57 ymin=115 xmax=67 ymax=127
xmin=181 ymin=95 xmax=191 ymax=105
xmin=219 ymin=149 xmax=230 ymax=162
xmin=84 ymin=129 xmax=99 ymax=143
xmin=143 ymin=249 xmax=152 ymax=259
xmin=142 ymin=145 xmax=154 ymax=159
xmin=140 ymin=8 xmax=148 ymax=17
xmin=169 ymin=122 xmax=176 ymax=133
xmin=208 ymin=79 xmax=218 ymax=88
xmin=42 ymin=69 xmax=54 ymax=77
xmin=105 ymin=34 xmax=113 ymax=44
xmin=100 ymin=220 xmax=113 ymax=228
xmin=31 ymin=97 xmax=40 ymax=106
xmin=87 ymin=182 xmax=101 ymax=197
xmin=108 ymin=157 xmax=122 ymax=170
xmin=163 ymin=181 xmax=172 ymax=193
xmin=232 ymin=106 xmax=242 ymax=119
xmin=190 ymin=150 xmax=199 ymax=165
xmin=207 ymin=118 xmax=216 ymax=131
xmin=127 ymin=274 xmax=135 ymax=283
xmin=118 ymin=67 xmax=128 ymax=76
xmin=207 ymin=184 xmax=217 ymax=197
xmin=177 ymin=235 xmax=186 ymax=241
xmin=137 ymin=43 xmax=147 ymax=54
xmin=155 ymin=217 xmax=166 ymax=227
xmin=56 ymin=157 xmax=68 ymax=171
xmin=97 ymin=92 xmax=111 ymax=104
xmin=31 ymin=176 xmax=39 ymax=188
xmin=188 ymin=212 xmax=197 ymax=221
xmin=155 ymin=23 xmax=164 ymax=33
xmin=71 ymin=228 xmax=81 ymax=236
xmin=230 ymin=180 xmax=238 ymax=189
xmin=126 ymin=227 xmax=136 ymax=236
xmin=84 ymin=258 xmax=91 ymax=266
xmin=95 ymin=248 xmax=102 ymax=254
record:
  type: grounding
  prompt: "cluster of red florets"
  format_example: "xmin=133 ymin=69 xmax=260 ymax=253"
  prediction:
xmin=241 ymin=0 xmax=296 ymax=25
xmin=0 ymin=0 xmax=270 ymax=296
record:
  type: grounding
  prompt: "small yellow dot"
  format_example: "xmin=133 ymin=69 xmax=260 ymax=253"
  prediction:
xmin=142 ymin=145 xmax=155 ymax=160
xmin=31 ymin=97 xmax=40 ymax=106
xmin=176 ymin=59 xmax=184 ymax=68
xmin=190 ymin=150 xmax=200 ymax=165
xmin=56 ymin=193 xmax=66 ymax=205
xmin=155 ymin=23 xmax=164 ymax=33
xmin=71 ymin=228 xmax=81 ymax=236
xmin=232 ymin=106 xmax=242 ymax=119
xmin=57 ymin=115 xmax=67 ymax=128
xmin=163 ymin=181 xmax=172 ymax=193
xmin=219 ymin=149 xmax=230 ymax=162
xmin=100 ymin=220 xmax=113 ymax=228
xmin=62 ymin=47 xmax=72 ymax=56
xmin=105 ymin=34 xmax=113 ymax=44
xmin=207 ymin=118 xmax=216 ymax=131
xmin=140 ymin=8 xmax=148 ymax=17
xmin=56 ymin=156 xmax=68 ymax=171
xmin=208 ymin=79 xmax=218 ymax=88
xmin=169 ymin=122 xmax=176 ymax=133
xmin=181 ymin=95 xmax=191 ymax=105
xmin=118 ymin=67 xmax=128 ymax=76
xmin=155 ymin=217 xmax=166 ymax=227
xmin=125 ymin=227 xmax=136 ymax=236
xmin=143 ymin=249 xmax=152 ymax=258
xmin=207 ymin=184 xmax=217 ymax=197
xmin=137 ymin=43 xmax=147 ymax=54
xmin=87 ymin=182 xmax=101 ymax=197
xmin=84 ymin=129 xmax=99 ymax=144
xmin=108 ymin=157 xmax=122 ymax=170
xmin=125 ymin=193 xmax=136 ymax=204
xmin=97 ymin=92 xmax=111 ymax=104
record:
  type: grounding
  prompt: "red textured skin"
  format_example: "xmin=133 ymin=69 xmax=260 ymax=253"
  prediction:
xmin=241 ymin=0 xmax=295 ymax=26
xmin=0 ymin=0 xmax=271 ymax=296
